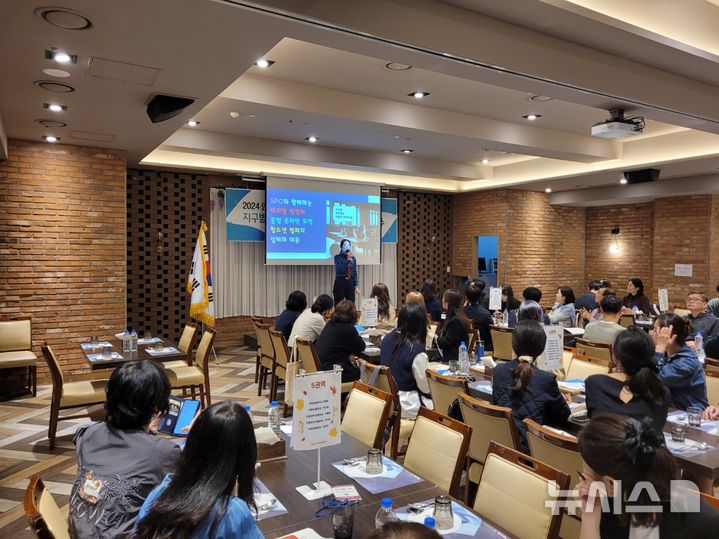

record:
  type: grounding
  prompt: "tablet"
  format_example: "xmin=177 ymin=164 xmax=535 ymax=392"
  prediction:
xmin=173 ymin=399 xmax=200 ymax=437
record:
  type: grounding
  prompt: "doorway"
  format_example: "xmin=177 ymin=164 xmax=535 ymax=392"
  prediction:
xmin=477 ymin=235 xmax=498 ymax=288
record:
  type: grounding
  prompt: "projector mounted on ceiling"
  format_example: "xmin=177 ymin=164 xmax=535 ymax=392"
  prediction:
xmin=591 ymin=108 xmax=644 ymax=139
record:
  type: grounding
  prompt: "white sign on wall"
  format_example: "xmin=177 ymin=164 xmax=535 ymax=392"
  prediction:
xmin=674 ymin=264 xmax=693 ymax=277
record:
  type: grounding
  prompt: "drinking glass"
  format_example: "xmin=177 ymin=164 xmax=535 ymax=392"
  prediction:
xmin=687 ymin=407 xmax=702 ymax=427
xmin=332 ymin=502 xmax=355 ymax=539
xmin=101 ymin=344 xmax=112 ymax=359
xmin=671 ymin=424 xmax=686 ymax=442
xmin=433 ymin=495 xmax=454 ymax=530
xmin=90 ymin=336 xmax=99 ymax=346
xmin=154 ymin=340 xmax=164 ymax=352
xmin=365 ymin=448 xmax=383 ymax=475
xmin=144 ymin=330 xmax=152 ymax=340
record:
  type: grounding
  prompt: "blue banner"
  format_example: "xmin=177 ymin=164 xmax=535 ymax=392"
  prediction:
xmin=381 ymin=198 xmax=397 ymax=243
xmin=225 ymin=189 xmax=266 ymax=241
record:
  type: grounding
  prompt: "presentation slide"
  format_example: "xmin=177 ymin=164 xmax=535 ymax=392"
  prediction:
xmin=265 ymin=177 xmax=382 ymax=265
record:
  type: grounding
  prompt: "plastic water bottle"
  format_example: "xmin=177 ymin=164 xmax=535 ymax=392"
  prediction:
xmin=375 ymin=497 xmax=398 ymax=529
xmin=695 ymin=332 xmax=705 ymax=363
xmin=122 ymin=329 xmax=131 ymax=353
xmin=424 ymin=516 xmax=436 ymax=529
xmin=503 ymin=308 xmax=509 ymax=327
xmin=268 ymin=401 xmax=281 ymax=436
xmin=458 ymin=341 xmax=470 ymax=376
xmin=476 ymin=339 xmax=485 ymax=364
xmin=244 ymin=405 xmax=253 ymax=425
xmin=129 ymin=328 xmax=138 ymax=353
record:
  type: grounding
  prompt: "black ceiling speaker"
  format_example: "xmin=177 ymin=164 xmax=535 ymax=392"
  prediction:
xmin=623 ymin=168 xmax=660 ymax=184
xmin=146 ymin=94 xmax=195 ymax=123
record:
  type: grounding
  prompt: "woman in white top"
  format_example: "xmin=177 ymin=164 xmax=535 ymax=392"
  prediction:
xmin=370 ymin=282 xmax=397 ymax=326
xmin=379 ymin=302 xmax=433 ymax=419
xmin=288 ymin=294 xmax=334 ymax=349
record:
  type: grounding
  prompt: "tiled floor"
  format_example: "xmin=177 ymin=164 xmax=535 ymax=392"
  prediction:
xmin=0 ymin=344 xmax=273 ymax=538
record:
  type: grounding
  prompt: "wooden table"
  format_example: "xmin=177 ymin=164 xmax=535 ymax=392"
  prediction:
xmin=79 ymin=337 xmax=186 ymax=370
xmin=256 ymin=432 xmax=512 ymax=538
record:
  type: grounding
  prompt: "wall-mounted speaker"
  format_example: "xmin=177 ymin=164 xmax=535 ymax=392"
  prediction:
xmin=146 ymin=94 xmax=195 ymax=123
xmin=623 ymin=168 xmax=660 ymax=184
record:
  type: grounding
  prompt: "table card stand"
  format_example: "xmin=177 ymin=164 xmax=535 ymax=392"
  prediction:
xmin=291 ymin=366 xmax=342 ymax=500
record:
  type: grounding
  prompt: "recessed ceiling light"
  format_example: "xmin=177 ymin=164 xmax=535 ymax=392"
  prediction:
xmin=44 ymin=103 xmax=66 ymax=112
xmin=35 ymin=80 xmax=75 ymax=93
xmin=306 ymin=136 xmax=318 ymax=143
xmin=619 ymin=178 xmax=628 ymax=184
xmin=35 ymin=119 xmax=66 ymax=128
xmin=42 ymin=68 xmax=71 ymax=78
xmin=384 ymin=62 xmax=412 ymax=71
xmin=248 ymin=114 xmax=256 ymax=118
xmin=528 ymin=95 xmax=553 ymax=102
xmin=544 ymin=187 xmax=552 ymax=193
xmin=523 ymin=114 xmax=542 ymax=121
xmin=187 ymin=120 xmax=199 ymax=127
xmin=255 ymin=59 xmax=275 ymax=69
xmin=481 ymin=158 xmax=490 ymax=165
xmin=229 ymin=111 xmax=240 ymax=119
xmin=401 ymin=149 xmax=414 ymax=154
xmin=45 ymin=49 xmax=77 ymax=64
xmin=409 ymin=91 xmax=430 ymax=99
xmin=393 ymin=135 xmax=401 ymax=139
xmin=43 ymin=135 xmax=59 ymax=143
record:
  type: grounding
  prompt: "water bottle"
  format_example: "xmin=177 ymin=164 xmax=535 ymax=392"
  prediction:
xmin=129 ymin=328 xmax=138 ymax=353
xmin=244 ymin=405 xmax=253 ymax=424
xmin=503 ymin=308 xmax=509 ymax=327
xmin=695 ymin=332 xmax=705 ymax=363
xmin=476 ymin=339 xmax=485 ymax=364
xmin=424 ymin=517 xmax=436 ymax=529
xmin=268 ymin=401 xmax=281 ymax=436
xmin=122 ymin=329 xmax=131 ymax=353
xmin=375 ymin=497 xmax=398 ymax=529
xmin=458 ymin=341 xmax=469 ymax=376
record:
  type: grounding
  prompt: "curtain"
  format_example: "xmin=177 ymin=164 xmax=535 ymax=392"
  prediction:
xmin=210 ymin=188 xmax=397 ymax=317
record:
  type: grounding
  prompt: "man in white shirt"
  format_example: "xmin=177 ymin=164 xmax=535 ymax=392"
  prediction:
xmin=583 ymin=295 xmax=626 ymax=345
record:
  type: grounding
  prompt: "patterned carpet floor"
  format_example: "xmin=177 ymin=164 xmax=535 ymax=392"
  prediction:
xmin=0 ymin=344 xmax=273 ymax=538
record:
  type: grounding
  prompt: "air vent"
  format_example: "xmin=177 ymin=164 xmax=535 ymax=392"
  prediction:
xmin=35 ymin=7 xmax=92 ymax=29
xmin=35 ymin=119 xmax=67 ymax=128
xmin=69 ymin=130 xmax=115 ymax=143
xmin=87 ymin=57 xmax=160 ymax=86
xmin=35 ymin=80 xmax=75 ymax=93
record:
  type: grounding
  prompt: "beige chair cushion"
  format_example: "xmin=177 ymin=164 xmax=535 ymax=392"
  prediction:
xmin=576 ymin=342 xmax=612 ymax=363
xmin=0 ymin=319 xmax=31 ymax=352
xmin=427 ymin=377 xmax=463 ymax=418
xmin=165 ymin=365 xmax=204 ymax=387
xmin=60 ymin=380 xmax=107 ymax=408
xmin=561 ymin=350 xmax=573 ymax=373
xmin=527 ymin=432 xmax=583 ymax=487
xmin=566 ymin=358 xmax=609 ymax=380
xmin=163 ymin=359 xmax=189 ymax=369
xmin=404 ymin=415 xmax=464 ymax=494
xmin=468 ymin=460 xmax=483 ymax=484
xmin=261 ymin=354 xmax=274 ymax=370
xmin=342 ymin=388 xmax=388 ymax=447
xmin=39 ymin=488 xmax=71 ymax=539
xmin=340 ymin=381 xmax=355 ymax=393
xmin=474 ymin=453 xmax=555 ymax=539
xmin=0 ymin=350 xmax=37 ymax=367
xmin=459 ymin=402 xmax=515 ymax=466
xmin=177 ymin=325 xmax=195 ymax=354
xmin=490 ymin=329 xmax=515 ymax=360
xmin=385 ymin=418 xmax=415 ymax=454
xmin=706 ymin=375 xmax=719 ymax=407
xmin=560 ymin=514 xmax=581 ymax=539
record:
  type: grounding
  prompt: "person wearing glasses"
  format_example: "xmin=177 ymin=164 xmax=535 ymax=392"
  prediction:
xmin=685 ymin=292 xmax=719 ymax=349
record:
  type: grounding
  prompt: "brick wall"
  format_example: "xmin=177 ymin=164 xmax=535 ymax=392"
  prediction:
xmin=0 ymin=139 xmax=126 ymax=380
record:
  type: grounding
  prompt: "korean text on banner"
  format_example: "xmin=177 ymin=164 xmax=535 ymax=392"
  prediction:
xmin=381 ymin=198 xmax=397 ymax=243
xmin=226 ymin=188 xmax=266 ymax=241
xmin=291 ymin=369 xmax=342 ymax=450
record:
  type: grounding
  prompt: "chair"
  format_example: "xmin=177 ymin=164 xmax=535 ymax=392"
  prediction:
xmin=403 ymin=407 xmax=471 ymax=497
xmin=468 ymin=326 xmax=479 ymax=354
xmin=269 ymin=329 xmax=290 ymax=404
xmin=164 ymin=321 xmax=198 ymax=369
xmin=458 ymin=393 xmax=521 ymax=496
xmin=705 ymin=369 xmax=719 ymax=407
xmin=575 ymin=337 xmax=613 ymax=364
xmin=251 ymin=316 xmax=265 ymax=383
xmin=0 ymin=316 xmax=38 ymax=396
xmin=426 ymin=370 xmax=468 ymax=417
xmin=565 ymin=352 xmax=610 ymax=381
xmin=341 ymin=381 xmax=393 ymax=449
xmin=165 ymin=328 xmax=216 ymax=407
xmin=294 ymin=338 xmax=355 ymax=393
xmin=489 ymin=326 xmax=515 ymax=361
xmin=42 ymin=345 xmax=107 ymax=450
xmin=618 ymin=313 xmax=635 ymax=328
xmin=705 ymin=357 xmax=719 ymax=372
xmin=24 ymin=475 xmax=70 ymax=539
xmin=474 ymin=441 xmax=570 ymax=539
xmin=254 ymin=323 xmax=275 ymax=396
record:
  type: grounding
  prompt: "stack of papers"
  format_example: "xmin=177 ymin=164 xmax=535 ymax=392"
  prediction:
xmin=145 ymin=346 xmax=179 ymax=356
xmin=558 ymin=381 xmax=585 ymax=394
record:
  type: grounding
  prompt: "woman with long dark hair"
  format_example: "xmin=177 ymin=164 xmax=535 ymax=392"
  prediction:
xmin=133 ymin=402 xmax=263 ymax=539
xmin=274 ymin=290 xmax=307 ymax=340
xmin=288 ymin=293 xmax=334 ymax=348
xmin=585 ymin=327 xmax=671 ymax=432
xmin=491 ymin=320 xmax=570 ymax=452
xmin=314 ymin=299 xmax=366 ymax=383
xmin=379 ymin=302 xmax=432 ymax=419
xmin=436 ymin=288 xmax=471 ymax=364
xmin=622 ymin=277 xmax=654 ymax=314
xmin=421 ymin=280 xmax=443 ymax=322
xmin=577 ymin=414 xmax=719 ymax=538
xmin=548 ymin=286 xmax=576 ymax=328
xmin=370 ymin=282 xmax=397 ymax=324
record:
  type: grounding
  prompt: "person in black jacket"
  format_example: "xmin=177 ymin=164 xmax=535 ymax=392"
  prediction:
xmin=314 ymin=299 xmax=365 ymax=383
xmin=463 ymin=280 xmax=493 ymax=351
xmin=492 ymin=320 xmax=570 ymax=452
xmin=436 ymin=288 xmax=470 ymax=363
xmin=421 ymin=280 xmax=443 ymax=322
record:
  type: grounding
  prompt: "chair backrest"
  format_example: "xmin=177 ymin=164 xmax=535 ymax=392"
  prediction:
xmin=565 ymin=353 xmax=610 ymax=380
xmin=705 ymin=369 xmax=719 ymax=407
xmin=251 ymin=316 xmax=264 ymax=324
xmin=524 ymin=419 xmax=582 ymax=487
xmin=41 ymin=344 xmax=64 ymax=390
xmin=468 ymin=327 xmax=479 ymax=354
xmin=475 ymin=441 xmax=570 ymax=539
xmin=0 ymin=316 xmax=32 ymax=352
xmin=195 ymin=328 xmax=217 ymax=371
xmin=618 ymin=313 xmax=635 ymax=328
xmin=673 ymin=308 xmax=691 ymax=318
xmin=359 ymin=361 xmax=399 ymax=405
xmin=269 ymin=329 xmax=291 ymax=369
xmin=24 ymin=475 xmax=70 ymax=539
xmin=575 ymin=337 xmax=613 ymax=364
xmin=458 ymin=393 xmax=520 ymax=465
xmin=341 ymin=381 xmax=393 ymax=449
xmin=254 ymin=323 xmax=275 ymax=360
xmin=705 ymin=357 xmax=719 ymax=372
xmin=426 ymin=370 xmax=468 ymax=417
xmin=427 ymin=322 xmax=438 ymax=349
xmin=295 ymin=338 xmax=321 ymax=373
xmin=561 ymin=349 xmax=574 ymax=373
xmin=177 ymin=322 xmax=198 ymax=356
xmin=404 ymin=407 xmax=471 ymax=496
xmin=490 ymin=326 xmax=515 ymax=360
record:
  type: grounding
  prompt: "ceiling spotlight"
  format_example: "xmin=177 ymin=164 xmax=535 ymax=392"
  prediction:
xmin=409 ymin=91 xmax=430 ymax=99
xmin=53 ymin=52 xmax=71 ymax=63
xmin=44 ymin=103 xmax=66 ymax=112
xmin=401 ymin=149 xmax=414 ymax=154
xmin=523 ymin=114 xmax=541 ymax=121
xmin=229 ymin=111 xmax=240 ymax=119
xmin=45 ymin=49 xmax=76 ymax=64
xmin=619 ymin=178 xmax=628 ymax=184
xmin=187 ymin=120 xmax=199 ymax=127
xmin=384 ymin=62 xmax=412 ymax=71
xmin=248 ymin=114 xmax=256 ymax=118
xmin=544 ymin=187 xmax=552 ymax=193
xmin=306 ymin=136 xmax=318 ymax=143
xmin=43 ymin=135 xmax=59 ymax=143
xmin=255 ymin=59 xmax=275 ymax=69
xmin=481 ymin=158 xmax=490 ymax=165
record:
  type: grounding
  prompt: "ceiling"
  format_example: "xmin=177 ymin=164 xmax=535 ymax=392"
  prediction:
xmin=1 ymin=0 xmax=719 ymax=203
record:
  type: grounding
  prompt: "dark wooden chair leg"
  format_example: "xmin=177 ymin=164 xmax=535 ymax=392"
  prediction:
xmin=258 ymin=367 xmax=265 ymax=396
xmin=204 ymin=378 xmax=211 ymax=407
xmin=198 ymin=385 xmax=206 ymax=408
xmin=32 ymin=365 xmax=37 ymax=397
xmin=48 ymin=399 xmax=59 ymax=450
xmin=255 ymin=354 xmax=261 ymax=384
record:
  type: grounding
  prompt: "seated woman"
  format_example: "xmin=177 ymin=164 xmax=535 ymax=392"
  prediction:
xmin=585 ymin=327 xmax=671 ymax=433
xmin=491 ymin=285 xmax=523 ymax=326
xmin=622 ymin=277 xmax=654 ymax=315
xmin=314 ymin=299 xmax=366 ymax=383
xmin=463 ymin=280 xmax=493 ymax=350
xmin=274 ymin=290 xmax=307 ymax=340
xmin=653 ymin=313 xmax=708 ymax=410
xmin=371 ymin=282 xmax=397 ymax=325
xmin=516 ymin=300 xmax=546 ymax=324
xmin=492 ymin=320 xmax=570 ymax=452
xmin=548 ymin=286 xmax=576 ymax=328
xmin=436 ymin=288 xmax=471 ymax=364
xmin=379 ymin=302 xmax=433 ymax=419
xmin=133 ymin=402 xmax=263 ymax=539
xmin=70 ymin=361 xmax=180 ymax=538
xmin=577 ymin=414 xmax=719 ymax=538
xmin=288 ymin=294 xmax=334 ymax=348
xmin=580 ymin=287 xmax=617 ymax=325
xmin=421 ymin=280 xmax=443 ymax=322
